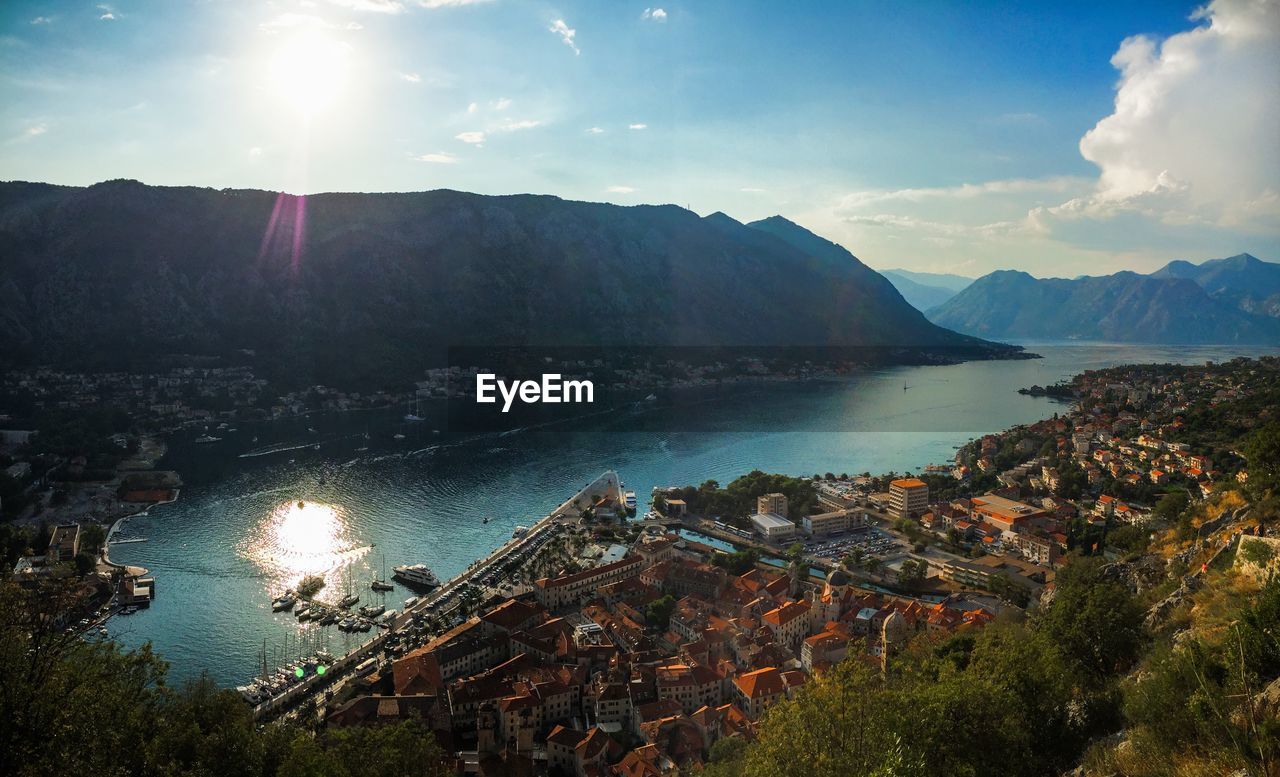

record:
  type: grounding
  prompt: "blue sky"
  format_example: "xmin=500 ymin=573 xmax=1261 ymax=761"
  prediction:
xmin=1 ymin=0 xmax=1277 ymax=277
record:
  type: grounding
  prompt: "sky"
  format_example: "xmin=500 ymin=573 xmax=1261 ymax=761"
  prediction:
xmin=1 ymin=0 xmax=1277 ymax=278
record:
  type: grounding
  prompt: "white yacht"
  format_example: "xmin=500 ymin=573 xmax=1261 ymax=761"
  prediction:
xmin=392 ymin=563 xmax=440 ymax=589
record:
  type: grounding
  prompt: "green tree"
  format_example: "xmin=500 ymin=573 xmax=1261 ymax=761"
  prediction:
xmin=1036 ymin=559 xmax=1144 ymax=683
xmin=645 ymin=594 xmax=677 ymax=631
xmin=80 ymin=523 xmax=107 ymax=555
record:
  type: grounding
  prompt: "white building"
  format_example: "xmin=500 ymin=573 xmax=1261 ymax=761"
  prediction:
xmin=750 ymin=512 xmax=796 ymax=540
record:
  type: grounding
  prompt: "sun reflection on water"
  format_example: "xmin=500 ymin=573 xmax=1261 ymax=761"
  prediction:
xmin=240 ymin=500 xmax=369 ymax=601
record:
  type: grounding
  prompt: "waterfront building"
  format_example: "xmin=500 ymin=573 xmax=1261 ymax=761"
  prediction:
xmin=888 ymin=478 xmax=929 ymax=519
xmin=801 ymin=509 xmax=863 ymax=536
xmin=533 ymin=555 xmax=644 ymax=610
xmin=47 ymin=523 xmax=81 ymax=563
xmin=756 ymin=492 xmax=788 ymax=517
xmin=749 ymin=512 xmax=796 ymax=541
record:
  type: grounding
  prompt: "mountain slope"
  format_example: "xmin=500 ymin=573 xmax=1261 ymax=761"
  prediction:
xmin=927 ymin=268 xmax=1280 ymax=344
xmin=880 ymin=270 xmax=968 ymax=311
xmin=880 ymin=268 xmax=973 ymax=293
xmin=1150 ymin=253 xmax=1280 ymax=318
xmin=0 ymin=180 xmax=1012 ymax=387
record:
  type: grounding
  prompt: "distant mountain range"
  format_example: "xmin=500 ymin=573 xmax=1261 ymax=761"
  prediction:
xmin=927 ymin=254 xmax=1280 ymax=344
xmin=0 ymin=180 xmax=1016 ymax=388
xmin=1149 ymin=253 xmax=1280 ymax=319
xmin=880 ymin=269 xmax=974 ymax=312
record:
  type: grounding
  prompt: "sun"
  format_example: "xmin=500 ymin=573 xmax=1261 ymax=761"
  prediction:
xmin=269 ymin=33 xmax=350 ymax=118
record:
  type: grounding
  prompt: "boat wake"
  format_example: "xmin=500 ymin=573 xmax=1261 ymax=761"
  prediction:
xmin=239 ymin=442 xmax=319 ymax=459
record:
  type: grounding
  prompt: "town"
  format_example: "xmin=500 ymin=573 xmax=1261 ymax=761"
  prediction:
xmin=232 ymin=357 xmax=1271 ymax=774
xmin=4 ymin=356 xmax=1277 ymax=777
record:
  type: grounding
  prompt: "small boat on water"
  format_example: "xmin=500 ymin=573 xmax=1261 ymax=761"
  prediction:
xmin=271 ymin=594 xmax=296 ymax=612
xmin=358 ymin=603 xmax=385 ymax=618
xmin=319 ymin=611 xmax=339 ymax=626
xmin=307 ymin=427 xmax=318 ymax=434
xmin=393 ymin=433 xmax=406 ymax=440
xmin=194 ymin=435 xmax=221 ymax=444
xmin=338 ymin=593 xmax=360 ymax=609
xmin=338 ymin=617 xmax=357 ymax=632
xmin=404 ymin=596 xmax=419 ymax=609
xmin=393 ymin=563 xmax=440 ymax=590
xmin=624 ymin=491 xmax=638 ymax=511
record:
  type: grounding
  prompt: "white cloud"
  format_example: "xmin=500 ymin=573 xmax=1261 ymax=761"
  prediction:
xmin=585 ymin=127 xmax=604 ymax=134
xmin=549 ymin=19 xmax=579 ymax=55
xmin=30 ymin=16 xmax=52 ymax=25
xmin=740 ymin=187 xmax=766 ymax=193
xmin=628 ymin=123 xmax=647 ymax=130
xmin=467 ymin=102 xmax=478 ymax=113
xmin=97 ymin=4 xmax=116 ymax=20
xmin=24 ymin=123 xmax=47 ymax=138
xmin=836 ymin=177 xmax=1085 ymax=210
xmin=642 ymin=8 xmax=667 ymax=22
xmin=419 ymin=0 xmax=493 ymax=7
xmin=1062 ymin=0 xmax=1280 ymax=230
xmin=326 ymin=0 xmax=404 ymax=12
xmin=413 ymin=151 xmax=459 ymax=163
xmin=455 ymin=131 xmax=485 ymax=145
xmin=491 ymin=97 xmax=511 ymax=111
xmin=400 ymin=72 xmax=422 ymax=83
xmin=249 ymin=146 xmax=263 ymax=157
xmin=498 ymin=118 xmax=542 ymax=131
xmin=606 ymin=185 xmax=636 ymax=194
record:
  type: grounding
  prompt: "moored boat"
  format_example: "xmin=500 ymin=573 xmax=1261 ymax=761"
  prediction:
xmin=392 ymin=563 xmax=440 ymax=590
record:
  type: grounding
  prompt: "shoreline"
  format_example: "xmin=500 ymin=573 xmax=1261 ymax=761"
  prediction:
xmin=248 ymin=470 xmax=623 ymax=721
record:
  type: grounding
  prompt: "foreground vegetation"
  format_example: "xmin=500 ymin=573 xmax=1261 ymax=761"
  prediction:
xmin=0 ymin=583 xmax=451 ymax=777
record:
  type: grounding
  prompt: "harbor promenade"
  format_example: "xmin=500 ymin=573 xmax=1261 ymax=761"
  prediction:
xmin=250 ymin=470 xmax=624 ymax=721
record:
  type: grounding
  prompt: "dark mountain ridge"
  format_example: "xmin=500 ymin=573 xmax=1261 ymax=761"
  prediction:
xmin=0 ymin=180 xmax=1014 ymax=387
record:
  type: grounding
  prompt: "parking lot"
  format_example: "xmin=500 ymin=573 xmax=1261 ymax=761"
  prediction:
xmin=803 ymin=527 xmax=903 ymax=563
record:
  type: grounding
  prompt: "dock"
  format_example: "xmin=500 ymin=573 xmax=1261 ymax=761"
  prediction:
xmin=248 ymin=470 xmax=624 ymax=721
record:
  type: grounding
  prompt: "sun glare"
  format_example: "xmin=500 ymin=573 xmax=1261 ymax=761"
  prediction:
xmin=269 ymin=33 xmax=350 ymax=118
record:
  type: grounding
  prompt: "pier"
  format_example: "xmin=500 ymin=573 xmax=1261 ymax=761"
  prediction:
xmin=248 ymin=470 xmax=624 ymax=721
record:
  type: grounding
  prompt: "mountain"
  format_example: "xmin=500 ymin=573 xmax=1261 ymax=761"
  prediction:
xmin=880 ymin=268 xmax=973 ymax=293
xmin=0 ymin=180 xmax=1014 ymax=387
xmin=926 ymin=267 xmax=1280 ymax=344
xmin=879 ymin=270 xmax=972 ymax=312
xmin=1150 ymin=253 xmax=1280 ymax=319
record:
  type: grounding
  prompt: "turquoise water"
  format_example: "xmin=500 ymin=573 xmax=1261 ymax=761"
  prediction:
xmin=110 ymin=343 xmax=1277 ymax=685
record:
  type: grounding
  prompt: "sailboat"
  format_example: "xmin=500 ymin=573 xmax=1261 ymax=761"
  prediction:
xmin=404 ymin=396 xmax=424 ymax=422
xmin=903 ymin=381 xmax=911 ymax=391
xmin=338 ymin=567 xmax=359 ymax=608
xmin=371 ymin=553 xmax=394 ymax=591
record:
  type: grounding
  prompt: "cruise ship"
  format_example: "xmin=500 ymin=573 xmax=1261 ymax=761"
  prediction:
xmin=392 ymin=563 xmax=440 ymax=589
